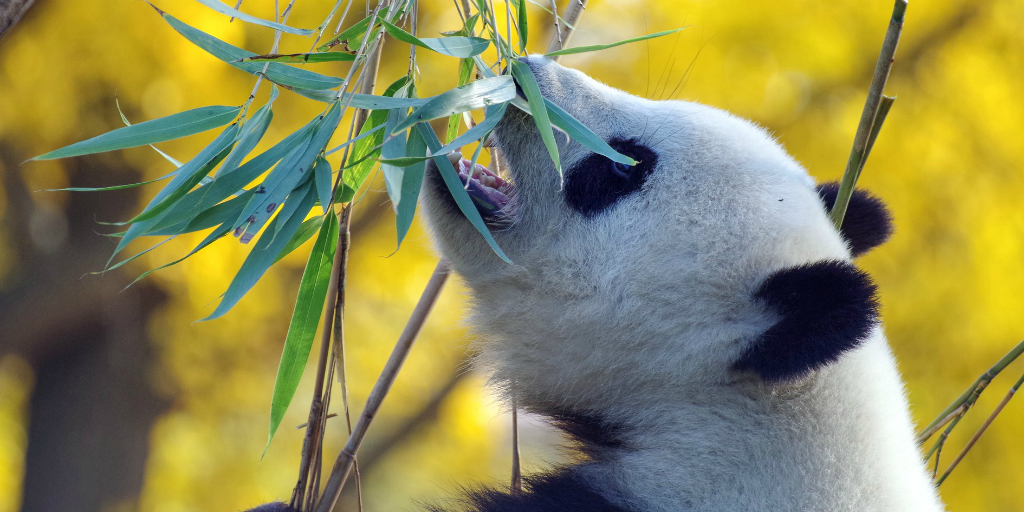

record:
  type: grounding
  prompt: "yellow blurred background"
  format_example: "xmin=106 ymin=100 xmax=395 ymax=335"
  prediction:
xmin=1 ymin=0 xmax=1023 ymax=511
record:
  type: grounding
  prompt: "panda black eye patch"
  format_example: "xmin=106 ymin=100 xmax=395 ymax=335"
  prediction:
xmin=563 ymin=138 xmax=658 ymax=217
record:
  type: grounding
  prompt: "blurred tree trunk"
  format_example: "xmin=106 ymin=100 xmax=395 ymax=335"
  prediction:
xmin=0 ymin=143 xmax=169 ymax=512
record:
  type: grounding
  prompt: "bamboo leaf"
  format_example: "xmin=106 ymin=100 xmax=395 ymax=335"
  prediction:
xmin=542 ymin=97 xmax=636 ymax=165
xmin=378 ymin=156 xmax=431 ymax=166
xmin=395 ymin=128 xmax=426 ymax=250
xmin=416 ymin=124 xmax=510 ymax=263
xmin=317 ymin=14 xmax=374 ymax=52
xmin=235 ymin=102 xmax=342 ymax=243
xmin=379 ymin=18 xmax=490 ymax=58
xmin=191 ymin=0 xmax=314 ymax=35
xmin=446 ymin=58 xmax=477 ymax=142
xmin=239 ymin=51 xmax=356 ymax=64
xmin=313 ymin=155 xmax=333 ymax=214
xmin=274 ymin=217 xmax=323 ymax=264
xmin=381 ymin=106 xmax=410 ymax=208
xmin=392 ymin=76 xmax=515 ymax=134
xmin=545 ymin=27 xmax=685 ymax=57
xmin=290 ymin=88 xmax=429 ymax=108
xmin=266 ymin=211 xmax=339 ymax=449
xmin=337 ymin=76 xmax=412 ymax=203
xmin=433 ymin=102 xmax=507 ymax=156
xmin=32 ymin=105 xmax=240 ymax=161
xmin=510 ymin=59 xmax=560 ymax=175
xmin=201 ymin=182 xmax=317 ymax=321
xmin=515 ymin=0 xmax=528 ymax=53
xmin=158 ymin=9 xmax=344 ymax=90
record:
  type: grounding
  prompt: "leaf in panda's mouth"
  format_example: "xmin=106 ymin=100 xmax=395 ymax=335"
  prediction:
xmin=447 ymin=152 xmax=513 ymax=216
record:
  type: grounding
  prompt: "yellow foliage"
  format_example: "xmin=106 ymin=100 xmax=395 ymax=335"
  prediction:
xmin=1 ymin=1 xmax=1023 ymax=511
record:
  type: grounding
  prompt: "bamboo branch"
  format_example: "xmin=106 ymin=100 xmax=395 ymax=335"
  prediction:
xmin=917 ymin=338 xmax=1024 ymax=443
xmin=313 ymin=261 xmax=451 ymax=512
xmin=828 ymin=0 xmax=907 ymax=228
xmin=935 ymin=370 xmax=1024 ymax=485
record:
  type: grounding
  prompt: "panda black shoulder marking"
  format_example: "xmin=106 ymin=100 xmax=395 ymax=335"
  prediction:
xmin=426 ymin=469 xmax=631 ymax=512
xmin=733 ymin=260 xmax=880 ymax=382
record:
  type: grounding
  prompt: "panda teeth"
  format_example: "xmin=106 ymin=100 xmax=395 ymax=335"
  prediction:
xmin=448 ymin=152 xmax=512 ymax=215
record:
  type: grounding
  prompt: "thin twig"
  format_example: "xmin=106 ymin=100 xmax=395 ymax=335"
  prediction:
xmin=510 ymin=393 xmax=522 ymax=494
xmin=935 ymin=370 xmax=1024 ymax=485
xmin=243 ymin=0 xmax=298 ymax=116
xmin=313 ymin=261 xmax=451 ymax=512
xmin=828 ymin=0 xmax=907 ymax=228
xmin=917 ymin=338 xmax=1024 ymax=443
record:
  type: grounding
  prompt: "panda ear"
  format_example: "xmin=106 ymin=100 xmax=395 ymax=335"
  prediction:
xmin=816 ymin=182 xmax=893 ymax=257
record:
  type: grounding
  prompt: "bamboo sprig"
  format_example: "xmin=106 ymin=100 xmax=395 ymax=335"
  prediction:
xmin=828 ymin=0 xmax=906 ymax=229
xmin=917 ymin=338 xmax=1024 ymax=444
xmin=934 ymin=369 xmax=1024 ymax=485
xmin=313 ymin=261 xmax=451 ymax=512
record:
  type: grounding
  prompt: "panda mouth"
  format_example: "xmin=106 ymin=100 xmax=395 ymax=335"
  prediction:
xmin=446 ymin=151 xmax=516 ymax=224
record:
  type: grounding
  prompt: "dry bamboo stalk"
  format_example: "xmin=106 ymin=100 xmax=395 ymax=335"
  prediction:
xmin=546 ymin=0 xmax=587 ymax=54
xmin=314 ymin=261 xmax=451 ymax=512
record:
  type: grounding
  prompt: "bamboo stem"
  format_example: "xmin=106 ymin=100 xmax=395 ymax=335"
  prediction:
xmin=546 ymin=0 xmax=587 ymax=54
xmin=828 ymin=0 xmax=907 ymax=228
xmin=313 ymin=261 xmax=451 ymax=512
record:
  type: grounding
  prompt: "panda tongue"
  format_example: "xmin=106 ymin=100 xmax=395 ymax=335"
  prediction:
xmin=448 ymin=153 xmax=511 ymax=213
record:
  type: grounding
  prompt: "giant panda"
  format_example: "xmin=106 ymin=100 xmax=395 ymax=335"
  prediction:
xmin=245 ymin=55 xmax=944 ymax=512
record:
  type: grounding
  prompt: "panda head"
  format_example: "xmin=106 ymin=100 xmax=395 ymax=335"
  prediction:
xmin=420 ymin=55 xmax=892 ymax=413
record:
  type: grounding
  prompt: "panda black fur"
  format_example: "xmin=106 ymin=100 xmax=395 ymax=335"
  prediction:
xmin=243 ymin=56 xmax=941 ymax=512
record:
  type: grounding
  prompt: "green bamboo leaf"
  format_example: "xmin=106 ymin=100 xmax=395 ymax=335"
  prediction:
xmin=267 ymin=211 xmax=339 ymax=449
xmin=379 ymin=18 xmax=490 ymax=58
xmin=395 ymin=128 xmax=427 ymax=250
xmin=545 ymin=27 xmax=685 ymax=57
xmin=392 ymin=76 xmax=516 ymax=134
xmin=416 ymin=124 xmax=510 ymax=263
xmin=239 ymin=51 xmax=356 ymax=64
xmin=510 ymin=59 xmax=561 ymax=175
xmin=41 ymin=169 xmax=175 ymax=192
xmin=148 ymin=190 xmax=254 ymax=236
xmin=515 ymin=0 xmax=528 ymax=53
xmin=116 ymin=98 xmax=185 ymax=167
xmin=274 ymin=216 xmax=323 ymax=264
xmin=381 ymin=105 xmax=410 ymax=208
xmin=191 ymin=0 xmax=314 ymax=35
xmin=313 ymin=155 xmax=333 ymax=214
xmin=433 ymin=102 xmax=507 ymax=156
xmin=32 ymin=105 xmax=240 ymax=161
xmin=317 ymin=14 xmax=374 ymax=52
xmin=127 ymin=123 xmax=241 ymax=225
xmin=337 ymin=76 xmax=411 ymax=203
xmin=158 ymin=9 xmax=344 ymax=90
xmin=235 ymin=102 xmax=341 ymax=243
xmin=542 ymin=97 xmax=635 ymax=165
xmin=324 ymin=123 xmax=384 ymax=156
xmin=217 ymin=92 xmax=277 ymax=176
xmin=142 ymin=117 xmax=319 ymax=238
xmin=201 ymin=181 xmax=317 ymax=321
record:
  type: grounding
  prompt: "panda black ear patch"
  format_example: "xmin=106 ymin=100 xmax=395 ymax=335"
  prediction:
xmin=816 ymin=182 xmax=893 ymax=257
xmin=733 ymin=260 xmax=879 ymax=383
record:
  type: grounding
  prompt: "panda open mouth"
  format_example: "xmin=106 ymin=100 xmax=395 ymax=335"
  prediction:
xmin=446 ymin=151 xmax=515 ymax=223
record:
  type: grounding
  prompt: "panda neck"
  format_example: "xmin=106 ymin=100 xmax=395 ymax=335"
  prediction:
xmin=550 ymin=336 xmax=943 ymax=512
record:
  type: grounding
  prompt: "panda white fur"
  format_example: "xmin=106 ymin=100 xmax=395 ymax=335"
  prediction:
xmin=243 ymin=56 xmax=944 ymax=512
xmin=416 ymin=55 xmax=944 ymax=512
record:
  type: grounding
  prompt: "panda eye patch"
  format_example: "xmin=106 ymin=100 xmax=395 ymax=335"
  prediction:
xmin=564 ymin=138 xmax=658 ymax=217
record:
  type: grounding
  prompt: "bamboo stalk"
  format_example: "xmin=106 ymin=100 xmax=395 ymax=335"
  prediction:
xmin=546 ymin=0 xmax=587 ymax=54
xmin=313 ymin=261 xmax=451 ymax=512
xmin=828 ymin=0 xmax=907 ymax=228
